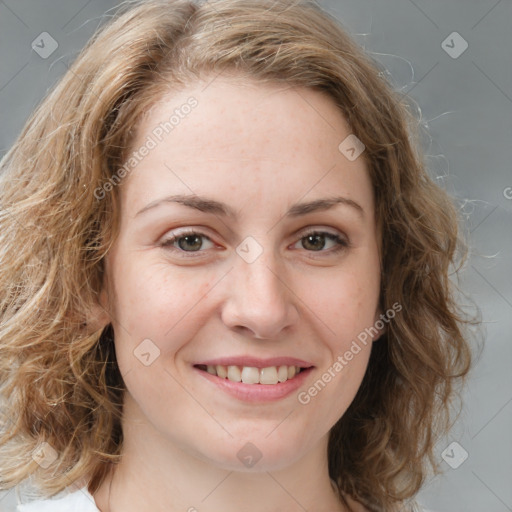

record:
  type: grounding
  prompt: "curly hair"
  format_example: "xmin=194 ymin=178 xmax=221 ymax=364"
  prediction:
xmin=0 ymin=0 xmax=474 ymax=510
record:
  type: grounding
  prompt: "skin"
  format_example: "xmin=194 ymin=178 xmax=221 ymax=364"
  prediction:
xmin=92 ymin=75 xmax=382 ymax=512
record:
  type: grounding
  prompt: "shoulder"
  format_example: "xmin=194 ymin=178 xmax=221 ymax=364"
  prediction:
xmin=341 ymin=492 xmax=437 ymax=512
xmin=17 ymin=487 xmax=99 ymax=512
xmin=413 ymin=503 xmax=441 ymax=512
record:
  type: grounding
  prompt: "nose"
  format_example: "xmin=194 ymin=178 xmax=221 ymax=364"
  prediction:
xmin=220 ymin=250 xmax=300 ymax=340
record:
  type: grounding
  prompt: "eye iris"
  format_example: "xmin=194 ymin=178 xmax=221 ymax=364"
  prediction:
xmin=178 ymin=235 xmax=202 ymax=251
xmin=302 ymin=233 xmax=325 ymax=251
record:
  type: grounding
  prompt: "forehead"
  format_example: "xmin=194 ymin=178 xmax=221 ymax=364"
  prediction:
xmin=120 ymin=77 xmax=373 ymax=216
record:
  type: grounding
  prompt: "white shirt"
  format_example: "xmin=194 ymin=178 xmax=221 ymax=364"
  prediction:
xmin=17 ymin=488 xmax=99 ymax=511
xmin=16 ymin=487 xmax=435 ymax=511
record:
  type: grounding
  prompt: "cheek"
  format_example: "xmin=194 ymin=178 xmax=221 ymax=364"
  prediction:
xmin=116 ymin=258 xmax=211 ymax=319
xmin=109 ymin=258 xmax=217 ymax=362
xmin=295 ymin=267 xmax=380 ymax=345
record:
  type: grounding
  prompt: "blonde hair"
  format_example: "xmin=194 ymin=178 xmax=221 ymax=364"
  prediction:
xmin=0 ymin=1 xmax=474 ymax=510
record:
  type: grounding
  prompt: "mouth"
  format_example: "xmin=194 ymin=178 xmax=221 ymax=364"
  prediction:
xmin=192 ymin=357 xmax=315 ymax=402
xmin=194 ymin=363 xmax=310 ymax=385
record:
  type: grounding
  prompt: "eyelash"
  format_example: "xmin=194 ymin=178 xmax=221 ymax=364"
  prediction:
xmin=159 ymin=228 xmax=349 ymax=258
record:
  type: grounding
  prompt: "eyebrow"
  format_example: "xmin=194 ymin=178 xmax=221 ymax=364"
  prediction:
xmin=135 ymin=194 xmax=364 ymax=219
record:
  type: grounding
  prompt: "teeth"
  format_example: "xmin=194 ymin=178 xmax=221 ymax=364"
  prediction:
xmin=277 ymin=365 xmax=288 ymax=382
xmin=205 ymin=364 xmax=303 ymax=384
xmin=227 ymin=365 xmax=241 ymax=382
xmin=216 ymin=365 xmax=227 ymax=379
xmin=260 ymin=366 xmax=278 ymax=384
xmin=241 ymin=367 xmax=259 ymax=384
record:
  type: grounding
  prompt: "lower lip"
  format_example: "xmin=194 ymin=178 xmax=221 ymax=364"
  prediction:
xmin=194 ymin=366 xmax=314 ymax=403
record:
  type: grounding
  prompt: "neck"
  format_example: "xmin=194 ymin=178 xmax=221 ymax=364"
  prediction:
xmin=92 ymin=394 xmax=349 ymax=512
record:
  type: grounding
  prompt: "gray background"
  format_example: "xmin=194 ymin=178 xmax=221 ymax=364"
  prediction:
xmin=0 ymin=1 xmax=511 ymax=511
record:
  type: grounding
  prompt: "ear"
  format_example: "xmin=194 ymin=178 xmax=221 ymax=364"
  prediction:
xmin=83 ymin=287 xmax=111 ymax=333
xmin=372 ymin=308 xmax=387 ymax=343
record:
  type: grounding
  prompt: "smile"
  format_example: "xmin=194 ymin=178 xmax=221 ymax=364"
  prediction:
xmin=195 ymin=364 xmax=307 ymax=385
xmin=193 ymin=358 xmax=314 ymax=402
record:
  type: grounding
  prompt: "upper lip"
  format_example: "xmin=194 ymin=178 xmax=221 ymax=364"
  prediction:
xmin=194 ymin=356 xmax=314 ymax=368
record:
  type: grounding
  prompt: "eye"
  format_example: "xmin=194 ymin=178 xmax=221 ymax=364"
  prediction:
xmin=292 ymin=230 xmax=348 ymax=253
xmin=160 ymin=230 xmax=215 ymax=253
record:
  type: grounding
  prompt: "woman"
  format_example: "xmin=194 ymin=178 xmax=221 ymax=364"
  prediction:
xmin=0 ymin=1 xmax=473 ymax=510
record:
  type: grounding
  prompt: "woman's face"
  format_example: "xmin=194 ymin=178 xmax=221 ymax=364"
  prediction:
xmin=100 ymin=76 xmax=382 ymax=471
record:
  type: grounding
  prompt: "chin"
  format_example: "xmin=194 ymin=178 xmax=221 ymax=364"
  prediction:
xmin=189 ymin=432 xmax=311 ymax=473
